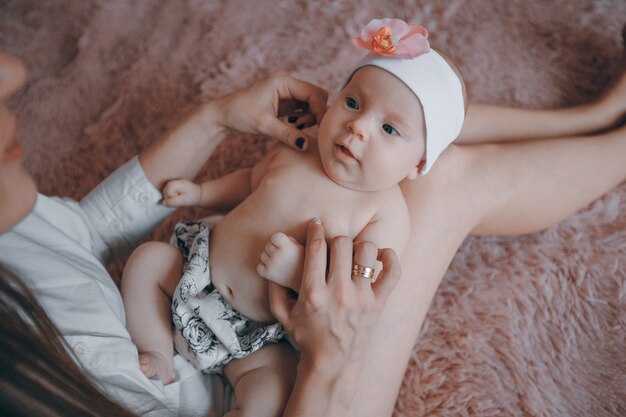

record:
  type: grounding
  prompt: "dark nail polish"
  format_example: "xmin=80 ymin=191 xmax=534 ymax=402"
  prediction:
xmin=295 ymin=137 xmax=305 ymax=149
xmin=288 ymin=116 xmax=298 ymax=123
xmin=297 ymin=124 xmax=305 ymax=130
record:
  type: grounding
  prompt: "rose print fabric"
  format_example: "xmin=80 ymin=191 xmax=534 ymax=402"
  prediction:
xmin=170 ymin=221 xmax=285 ymax=373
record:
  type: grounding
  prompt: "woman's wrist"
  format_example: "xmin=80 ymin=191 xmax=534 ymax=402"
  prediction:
xmin=289 ymin=352 xmax=363 ymax=415
xmin=138 ymin=99 xmax=230 ymax=189
xmin=194 ymin=99 xmax=230 ymax=145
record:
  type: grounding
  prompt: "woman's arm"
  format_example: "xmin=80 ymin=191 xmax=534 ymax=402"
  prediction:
xmin=268 ymin=219 xmax=401 ymax=417
xmin=138 ymin=72 xmax=327 ymax=190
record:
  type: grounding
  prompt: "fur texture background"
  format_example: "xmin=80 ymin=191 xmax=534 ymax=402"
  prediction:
xmin=1 ymin=1 xmax=625 ymax=416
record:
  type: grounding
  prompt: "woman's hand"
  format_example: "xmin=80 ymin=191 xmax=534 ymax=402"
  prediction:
xmin=269 ymin=218 xmax=401 ymax=375
xmin=210 ymin=72 xmax=328 ymax=151
xmin=139 ymin=72 xmax=327 ymax=189
xmin=268 ymin=219 xmax=401 ymax=415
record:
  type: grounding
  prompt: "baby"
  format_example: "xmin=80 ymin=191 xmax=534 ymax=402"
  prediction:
xmin=121 ymin=18 xmax=465 ymax=417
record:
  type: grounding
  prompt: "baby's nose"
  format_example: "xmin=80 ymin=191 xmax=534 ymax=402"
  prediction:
xmin=347 ymin=119 xmax=368 ymax=141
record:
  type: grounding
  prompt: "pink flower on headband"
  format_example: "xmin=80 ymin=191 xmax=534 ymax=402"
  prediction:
xmin=352 ymin=18 xmax=430 ymax=59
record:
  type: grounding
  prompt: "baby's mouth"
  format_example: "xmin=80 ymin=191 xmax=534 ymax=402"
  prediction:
xmin=336 ymin=144 xmax=358 ymax=161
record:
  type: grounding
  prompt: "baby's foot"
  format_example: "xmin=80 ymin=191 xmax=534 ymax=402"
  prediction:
xmin=257 ymin=232 xmax=304 ymax=292
xmin=139 ymin=351 xmax=173 ymax=385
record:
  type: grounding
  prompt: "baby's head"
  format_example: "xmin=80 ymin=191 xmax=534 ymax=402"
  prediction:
xmin=317 ymin=19 xmax=466 ymax=192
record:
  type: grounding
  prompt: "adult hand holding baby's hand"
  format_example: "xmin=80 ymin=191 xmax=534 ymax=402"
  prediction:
xmin=210 ymin=72 xmax=328 ymax=151
xmin=162 ymin=179 xmax=202 ymax=207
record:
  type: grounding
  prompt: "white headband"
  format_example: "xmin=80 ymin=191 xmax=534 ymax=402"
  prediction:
xmin=352 ymin=49 xmax=465 ymax=174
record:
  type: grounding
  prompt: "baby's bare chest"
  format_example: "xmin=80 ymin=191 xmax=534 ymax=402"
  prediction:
xmin=208 ymin=153 xmax=392 ymax=321
xmin=248 ymin=157 xmax=378 ymax=238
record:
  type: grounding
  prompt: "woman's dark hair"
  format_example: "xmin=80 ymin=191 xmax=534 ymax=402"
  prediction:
xmin=0 ymin=264 xmax=137 ymax=416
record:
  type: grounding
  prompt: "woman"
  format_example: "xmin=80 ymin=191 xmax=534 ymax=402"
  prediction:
xmin=2 ymin=35 xmax=626 ymax=416
xmin=0 ymin=50 xmax=400 ymax=416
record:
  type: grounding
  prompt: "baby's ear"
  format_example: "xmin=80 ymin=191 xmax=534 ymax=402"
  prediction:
xmin=406 ymin=161 xmax=423 ymax=180
xmin=407 ymin=160 xmax=426 ymax=180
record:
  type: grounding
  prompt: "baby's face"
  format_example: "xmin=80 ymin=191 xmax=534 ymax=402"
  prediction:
xmin=317 ymin=66 xmax=425 ymax=192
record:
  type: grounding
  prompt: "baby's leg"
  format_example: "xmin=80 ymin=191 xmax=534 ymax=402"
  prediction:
xmin=222 ymin=341 xmax=297 ymax=417
xmin=121 ymin=241 xmax=182 ymax=384
xmin=257 ymin=232 xmax=304 ymax=292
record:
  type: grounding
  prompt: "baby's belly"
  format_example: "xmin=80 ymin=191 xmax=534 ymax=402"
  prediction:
xmin=204 ymin=183 xmax=369 ymax=323
xmin=208 ymin=219 xmax=276 ymax=323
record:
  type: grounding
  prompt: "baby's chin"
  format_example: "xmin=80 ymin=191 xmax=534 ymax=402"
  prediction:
xmin=319 ymin=160 xmax=359 ymax=191
xmin=320 ymin=163 xmax=391 ymax=192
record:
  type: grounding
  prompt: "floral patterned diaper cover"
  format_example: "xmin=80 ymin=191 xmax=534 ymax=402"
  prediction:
xmin=170 ymin=220 xmax=284 ymax=373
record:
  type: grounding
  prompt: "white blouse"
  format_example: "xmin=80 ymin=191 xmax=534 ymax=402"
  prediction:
xmin=0 ymin=157 xmax=230 ymax=416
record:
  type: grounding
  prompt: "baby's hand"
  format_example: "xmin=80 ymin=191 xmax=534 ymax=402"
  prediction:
xmin=162 ymin=179 xmax=201 ymax=207
xmin=257 ymin=232 xmax=305 ymax=293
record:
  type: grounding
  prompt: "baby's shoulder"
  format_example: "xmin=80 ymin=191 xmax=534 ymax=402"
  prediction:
xmin=264 ymin=143 xmax=322 ymax=176
xmin=371 ymin=185 xmax=409 ymax=218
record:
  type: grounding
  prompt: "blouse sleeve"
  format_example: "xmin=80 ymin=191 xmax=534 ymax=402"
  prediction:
xmin=78 ymin=156 xmax=175 ymax=264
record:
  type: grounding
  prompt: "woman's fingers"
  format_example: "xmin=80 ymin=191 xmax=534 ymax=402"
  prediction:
xmin=258 ymin=113 xmax=313 ymax=151
xmin=282 ymin=111 xmax=317 ymax=131
xmin=275 ymin=74 xmax=328 ymax=124
xmin=217 ymin=71 xmax=327 ymax=152
xmin=299 ymin=218 xmax=328 ymax=292
xmin=371 ymin=248 xmax=401 ymax=301
xmin=258 ymin=73 xmax=328 ymax=151
xmin=268 ymin=282 xmax=294 ymax=327
xmin=326 ymin=236 xmax=353 ymax=286
xmin=294 ymin=113 xmax=317 ymax=129
xmin=351 ymin=241 xmax=379 ymax=287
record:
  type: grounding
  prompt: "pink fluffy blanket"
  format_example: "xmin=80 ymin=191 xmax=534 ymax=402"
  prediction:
xmin=2 ymin=1 xmax=625 ymax=416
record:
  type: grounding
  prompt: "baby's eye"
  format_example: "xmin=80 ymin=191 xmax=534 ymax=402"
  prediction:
xmin=346 ymin=97 xmax=359 ymax=110
xmin=382 ymin=124 xmax=399 ymax=136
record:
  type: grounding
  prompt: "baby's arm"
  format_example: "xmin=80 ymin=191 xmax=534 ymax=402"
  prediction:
xmin=162 ymin=149 xmax=277 ymax=209
xmin=163 ymin=169 xmax=252 ymax=209
xmin=353 ymin=191 xmax=411 ymax=274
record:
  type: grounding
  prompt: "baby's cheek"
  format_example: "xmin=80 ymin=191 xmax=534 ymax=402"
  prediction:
xmin=317 ymin=104 xmax=340 ymax=130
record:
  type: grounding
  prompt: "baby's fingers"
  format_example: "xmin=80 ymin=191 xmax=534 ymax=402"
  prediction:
xmin=268 ymin=282 xmax=296 ymax=328
xmin=162 ymin=180 xmax=187 ymax=198
xmin=162 ymin=194 xmax=187 ymax=207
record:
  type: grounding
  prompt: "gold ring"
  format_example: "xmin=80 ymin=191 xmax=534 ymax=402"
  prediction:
xmin=352 ymin=264 xmax=375 ymax=280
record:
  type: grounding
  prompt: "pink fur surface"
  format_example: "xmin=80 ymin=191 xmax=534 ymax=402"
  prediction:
xmin=2 ymin=1 xmax=625 ymax=415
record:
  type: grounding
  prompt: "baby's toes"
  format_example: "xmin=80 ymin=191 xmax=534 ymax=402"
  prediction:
xmin=270 ymin=232 xmax=302 ymax=251
xmin=270 ymin=232 xmax=291 ymax=248
xmin=264 ymin=240 xmax=278 ymax=256
xmin=256 ymin=261 xmax=268 ymax=277
xmin=257 ymin=257 xmax=279 ymax=281
xmin=260 ymin=250 xmax=271 ymax=266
